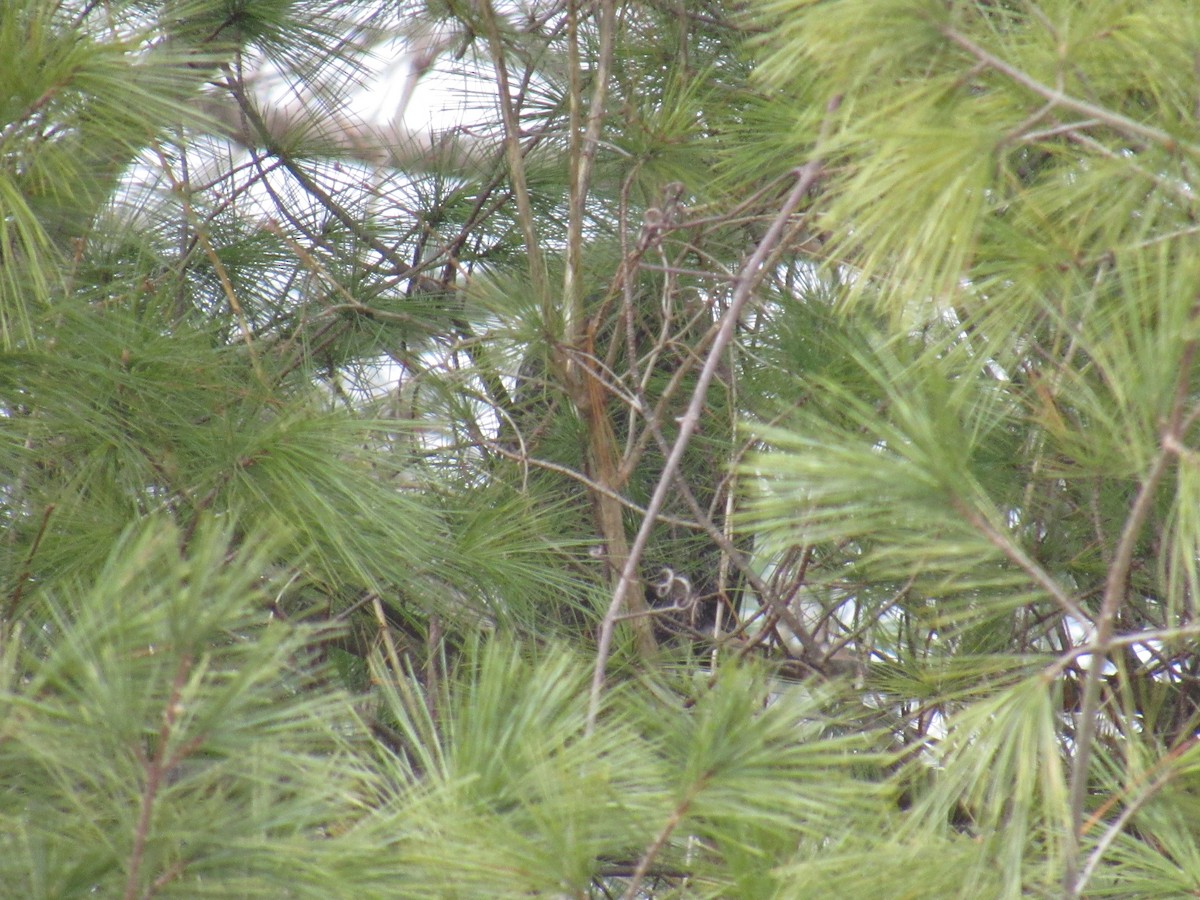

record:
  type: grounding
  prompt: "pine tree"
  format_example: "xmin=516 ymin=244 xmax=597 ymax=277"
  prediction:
xmin=6 ymin=0 xmax=1200 ymax=897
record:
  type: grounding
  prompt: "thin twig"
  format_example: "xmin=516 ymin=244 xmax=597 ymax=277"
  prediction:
xmin=622 ymin=785 xmax=701 ymax=900
xmin=1075 ymin=762 xmax=1179 ymax=895
xmin=955 ymin=501 xmax=1090 ymax=624
xmin=125 ymin=654 xmax=195 ymax=900
xmin=1066 ymin=130 xmax=1198 ymax=204
xmin=371 ymin=594 xmax=405 ymax=678
xmin=1043 ymin=623 xmax=1200 ymax=679
xmin=221 ymin=72 xmax=419 ymax=281
xmin=151 ymin=142 xmax=266 ymax=384
xmin=484 ymin=440 xmax=704 ymax=531
xmin=478 ymin=0 xmax=552 ymax=327
xmin=5 ymin=503 xmax=54 ymax=620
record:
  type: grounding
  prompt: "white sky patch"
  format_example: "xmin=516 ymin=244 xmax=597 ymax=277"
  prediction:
xmin=337 ymin=23 xmax=514 ymax=144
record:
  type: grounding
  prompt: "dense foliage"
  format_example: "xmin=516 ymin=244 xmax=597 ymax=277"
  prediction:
xmin=5 ymin=0 xmax=1200 ymax=896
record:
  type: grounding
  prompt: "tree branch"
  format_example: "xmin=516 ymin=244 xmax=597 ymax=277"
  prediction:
xmin=940 ymin=26 xmax=1194 ymax=155
xmin=586 ymin=96 xmax=840 ymax=733
xmin=564 ymin=0 xmax=616 ymax=344
xmin=125 ymin=654 xmax=197 ymax=900
xmin=622 ymin=783 xmax=701 ymax=900
xmin=954 ymin=501 xmax=1091 ymax=625
xmin=1064 ymin=338 xmax=1200 ymax=895
xmin=478 ymin=0 xmax=553 ymax=330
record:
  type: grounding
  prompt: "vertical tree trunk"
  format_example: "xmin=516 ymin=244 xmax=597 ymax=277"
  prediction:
xmin=570 ymin=345 xmax=658 ymax=657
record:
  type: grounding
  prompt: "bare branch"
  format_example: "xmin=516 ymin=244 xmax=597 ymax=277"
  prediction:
xmin=941 ymin=26 xmax=1194 ymax=155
